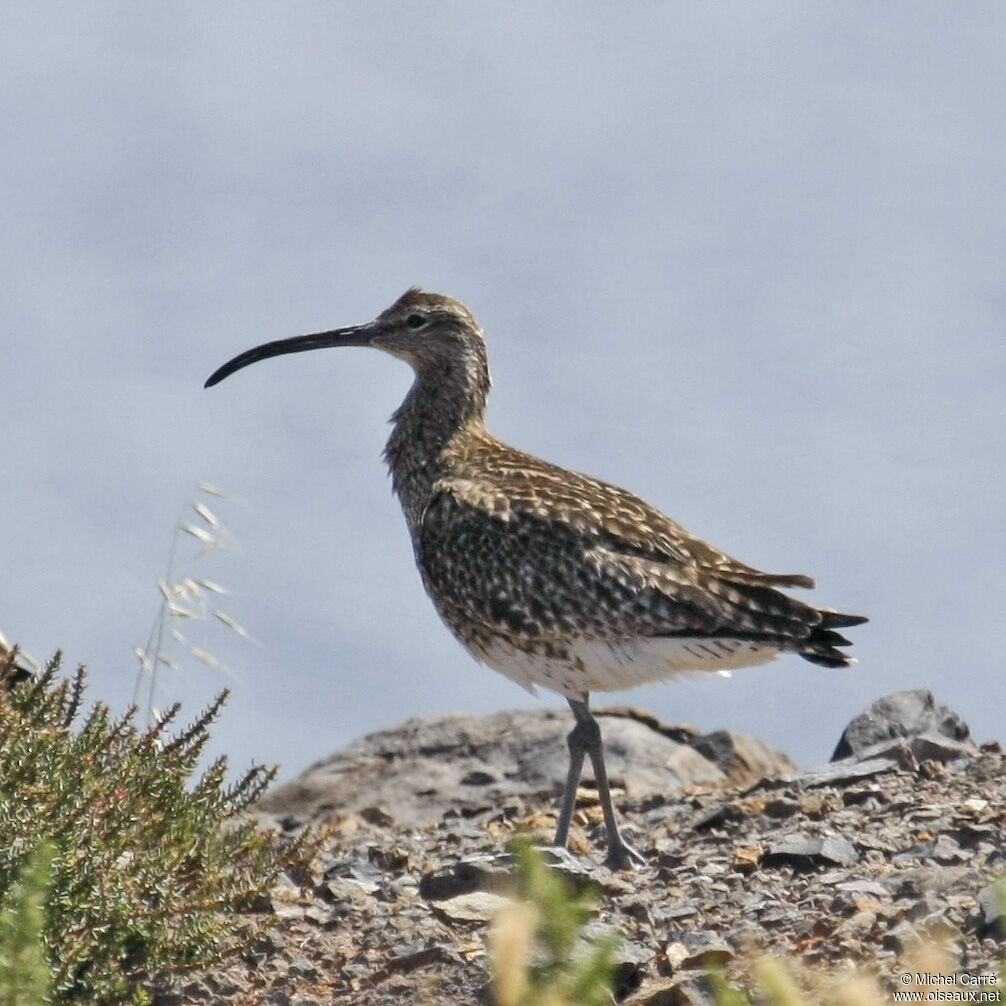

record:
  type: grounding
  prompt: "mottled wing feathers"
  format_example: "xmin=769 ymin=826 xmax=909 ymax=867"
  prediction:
xmin=419 ymin=438 xmax=862 ymax=666
xmin=420 ymin=488 xmax=721 ymax=641
xmin=438 ymin=435 xmax=814 ymax=589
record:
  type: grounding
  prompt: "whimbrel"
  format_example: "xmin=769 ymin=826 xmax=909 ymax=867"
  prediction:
xmin=206 ymin=288 xmax=866 ymax=869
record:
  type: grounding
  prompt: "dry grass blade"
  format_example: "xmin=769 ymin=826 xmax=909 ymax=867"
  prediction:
xmin=134 ymin=481 xmax=250 ymax=726
xmin=179 ymin=524 xmax=214 ymax=544
xmin=193 ymin=502 xmax=220 ymax=527
xmin=489 ymin=901 xmax=537 ymax=1006
xmin=214 ymin=611 xmax=250 ymax=639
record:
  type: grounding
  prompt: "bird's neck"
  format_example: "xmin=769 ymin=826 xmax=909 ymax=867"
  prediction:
xmin=383 ymin=369 xmax=489 ymax=533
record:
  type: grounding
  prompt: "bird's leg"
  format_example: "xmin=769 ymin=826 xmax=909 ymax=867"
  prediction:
xmin=553 ymin=705 xmax=590 ymax=851
xmin=568 ymin=699 xmax=646 ymax=870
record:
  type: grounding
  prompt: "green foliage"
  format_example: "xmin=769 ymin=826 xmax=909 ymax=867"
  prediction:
xmin=0 ymin=651 xmax=315 ymax=1003
xmin=0 ymin=843 xmax=54 ymax=1006
xmin=709 ymin=964 xmax=750 ymax=1006
xmin=489 ymin=839 xmax=619 ymax=1006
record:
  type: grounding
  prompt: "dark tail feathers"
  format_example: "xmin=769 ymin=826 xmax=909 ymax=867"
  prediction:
xmin=800 ymin=610 xmax=868 ymax=668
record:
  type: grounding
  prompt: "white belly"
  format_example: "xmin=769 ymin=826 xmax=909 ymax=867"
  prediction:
xmin=472 ymin=635 xmax=780 ymax=699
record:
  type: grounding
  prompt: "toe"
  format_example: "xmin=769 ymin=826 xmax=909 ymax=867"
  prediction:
xmin=604 ymin=839 xmax=647 ymax=871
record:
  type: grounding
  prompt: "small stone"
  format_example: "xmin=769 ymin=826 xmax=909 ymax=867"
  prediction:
xmin=663 ymin=941 xmax=690 ymax=971
xmin=663 ymin=904 xmax=699 ymax=921
xmin=460 ymin=769 xmax=497 ymax=785
xmin=304 ymin=905 xmax=339 ymax=926
xmin=732 ymin=846 xmax=762 ymax=872
xmin=763 ymin=835 xmax=858 ymax=868
xmin=626 ymin=973 xmax=716 ymax=1005
xmin=846 ymin=738 xmax=918 ymax=770
xmin=243 ymin=932 xmax=286 ymax=962
xmin=883 ymin=920 xmax=923 ymax=954
xmin=691 ymin=802 xmax=743 ymax=830
xmin=892 ymin=840 xmax=936 ymax=865
xmin=785 ymin=757 xmax=901 ymax=789
xmin=835 ymin=879 xmax=890 ymax=899
xmin=323 ymin=858 xmax=383 ymax=893
xmin=625 ymin=974 xmax=713 ymax=1006
xmin=763 ymin=798 xmax=800 ymax=819
xmin=841 ymin=785 xmax=886 ymax=807
xmin=976 ymin=884 xmax=1005 ymax=936
xmin=271 ymin=900 xmax=307 ymax=921
xmin=681 ymin=942 xmax=732 ymax=968
xmin=911 ymin=733 xmax=975 ymax=764
xmin=419 ymin=860 xmax=486 ymax=900
xmin=287 ymin=958 xmax=319 ymax=981
xmin=931 ymin=834 xmax=966 ymax=863
xmin=905 ymin=890 xmax=949 ymax=924
xmin=432 ymin=891 xmax=511 ymax=923
xmin=383 ymin=942 xmax=455 ymax=974
xmin=359 ymin=805 xmax=396 ymax=827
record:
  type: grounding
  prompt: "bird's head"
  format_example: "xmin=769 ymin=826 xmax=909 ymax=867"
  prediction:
xmin=204 ymin=288 xmax=491 ymax=396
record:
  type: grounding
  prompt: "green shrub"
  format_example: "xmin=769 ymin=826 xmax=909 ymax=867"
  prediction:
xmin=0 ymin=650 xmax=315 ymax=1003
xmin=0 ymin=843 xmax=54 ymax=1006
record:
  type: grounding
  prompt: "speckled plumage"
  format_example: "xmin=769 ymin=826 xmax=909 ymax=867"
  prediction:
xmin=206 ymin=286 xmax=867 ymax=868
xmin=369 ymin=289 xmax=865 ymax=696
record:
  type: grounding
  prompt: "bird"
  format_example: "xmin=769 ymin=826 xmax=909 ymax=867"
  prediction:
xmin=205 ymin=287 xmax=867 ymax=869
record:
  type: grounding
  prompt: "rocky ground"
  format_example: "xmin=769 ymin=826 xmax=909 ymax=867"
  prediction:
xmin=162 ymin=691 xmax=1005 ymax=1005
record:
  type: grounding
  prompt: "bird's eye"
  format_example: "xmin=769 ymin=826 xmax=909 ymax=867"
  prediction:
xmin=406 ymin=313 xmax=427 ymax=329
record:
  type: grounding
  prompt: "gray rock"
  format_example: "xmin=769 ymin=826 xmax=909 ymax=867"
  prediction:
xmin=171 ymin=702 xmax=1006 ymax=1006
xmin=260 ymin=707 xmax=757 ymax=829
xmin=848 ymin=737 xmax=918 ymax=769
xmin=910 ymin=733 xmax=975 ymax=764
xmin=976 ymin=884 xmax=1005 ymax=936
xmin=626 ymin=974 xmax=716 ymax=1005
xmin=764 ymin=835 xmax=858 ymax=868
xmin=835 ymin=879 xmax=890 ymax=898
xmin=663 ymin=904 xmax=699 ymax=921
xmin=432 ymin=890 xmax=511 ymax=923
xmin=680 ymin=941 xmax=733 ymax=968
xmin=688 ymin=728 xmax=796 ymax=784
xmin=883 ymin=920 xmax=923 ymax=954
xmin=832 ymin=690 xmax=972 ymax=761
xmin=419 ymin=847 xmax=590 ymax=900
xmin=783 ymin=756 xmax=902 ymax=789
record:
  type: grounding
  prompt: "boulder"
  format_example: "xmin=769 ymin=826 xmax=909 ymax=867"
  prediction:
xmin=832 ymin=689 xmax=973 ymax=761
xmin=258 ymin=706 xmax=792 ymax=830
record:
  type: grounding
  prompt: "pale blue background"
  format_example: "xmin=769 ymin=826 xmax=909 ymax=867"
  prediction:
xmin=3 ymin=3 xmax=1003 ymax=779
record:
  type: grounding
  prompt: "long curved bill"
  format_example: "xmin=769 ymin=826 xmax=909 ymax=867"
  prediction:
xmin=204 ymin=323 xmax=377 ymax=388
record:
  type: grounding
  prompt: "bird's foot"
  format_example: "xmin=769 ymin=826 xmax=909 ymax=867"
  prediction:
xmin=603 ymin=836 xmax=647 ymax=871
